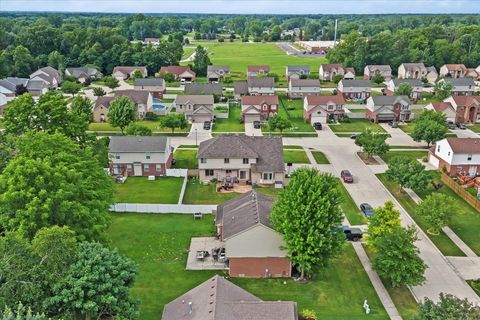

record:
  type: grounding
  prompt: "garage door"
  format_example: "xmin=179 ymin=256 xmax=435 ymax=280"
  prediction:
xmin=311 ymin=115 xmax=326 ymax=124
xmin=192 ymin=115 xmax=212 ymax=123
xmin=244 ymin=114 xmax=260 ymax=123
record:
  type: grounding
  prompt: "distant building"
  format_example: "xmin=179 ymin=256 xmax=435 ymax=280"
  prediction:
xmin=112 ymin=66 xmax=148 ymax=80
xmin=364 ymin=65 xmax=392 ymax=81
xmin=65 ymin=67 xmax=103 ymax=83
xmin=29 ymin=66 xmax=62 ymax=89
xmin=386 ymin=79 xmax=423 ymax=100
xmin=159 ymin=66 xmax=196 ymax=83
xmin=207 ymin=65 xmax=230 ymax=82
xmin=297 ymin=40 xmax=337 ymax=54
xmin=337 ymin=79 xmax=371 ymax=101
xmin=288 ymin=79 xmax=321 ymax=99
xmin=365 ymin=95 xmax=411 ymax=123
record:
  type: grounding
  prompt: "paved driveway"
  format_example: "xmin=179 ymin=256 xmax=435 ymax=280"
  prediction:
xmin=454 ymin=128 xmax=478 ymax=138
xmin=380 ymin=123 xmax=426 ymax=147
xmin=188 ymin=122 xmax=212 ymax=142
xmin=244 ymin=122 xmax=263 ymax=136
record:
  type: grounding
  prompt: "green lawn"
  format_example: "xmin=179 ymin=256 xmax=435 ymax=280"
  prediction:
xmin=398 ymin=123 xmax=415 ymax=134
xmin=336 ymin=179 xmax=366 ymax=225
xmin=263 ymin=95 xmax=315 ymax=134
xmin=468 ymin=124 xmax=480 ymax=133
xmin=253 ymin=186 xmax=284 ymax=198
xmin=283 ymin=145 xmax=304 ymax=149
xmin=283 ymin=150 xmax=310 ymax=164
xmin=329 ymin=119 xmax=385 ymax=133
xmin=182 ymin=178 xmax=240 ymax=204
xmin=376 ymin=174 xmax=465 ymax=256
xmin=89 ymin=120 xmax=191 ymax=133
xmin=348 ymin=108 xmax=366 ymax=113
xmin=311 ymin=151 xmax=330 ymax=164
xmin=109 ymin=213 xmax=388 ymax=320
xmin=115 ymin=177 xmax=183 ymax=204
xmin=173 ymin=150 xmax=198 ymax=169
xmin=380 ymin=151 xmax=428 ymax=164
xmin=213 ymin=106 xmax=244 ymax=132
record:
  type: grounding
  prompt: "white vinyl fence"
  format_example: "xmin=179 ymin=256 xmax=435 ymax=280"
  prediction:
xmin=166 ymin=168 xmax=188 ymax=177
xmin=110 ymin=203 xmax=217 ymax=214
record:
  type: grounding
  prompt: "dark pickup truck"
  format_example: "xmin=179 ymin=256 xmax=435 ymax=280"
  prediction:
xmin=342 ymin=225 xmax=363 ymax=242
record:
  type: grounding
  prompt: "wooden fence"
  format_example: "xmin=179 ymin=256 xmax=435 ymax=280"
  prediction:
xmin=440 ymin=172 xmax=480 ymax=212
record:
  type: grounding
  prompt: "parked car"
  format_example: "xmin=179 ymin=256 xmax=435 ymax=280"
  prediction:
xmin=456 ymin=122 xmax=466 ymax=130
xmin=388 ymin=121 xmax=398 ymax=128
xmin=253 ymin=121 xmax=261 ymax=129
xmin=446 ymin=120 xmax=456 ymax=130
xmin=340 ymin=170 xmax=353 ymax=183
xmin=360 ymin=203 xmax=375 ymax=217
xmin=313 ymin=122 xmax=322 ymax=130
xmin=342 ymin=225 xmax=363 ymax=242
xmin=203 ymin=121 xmax=211 ymax=130
xmin=350 ymin=133 xmax=360 ymax=140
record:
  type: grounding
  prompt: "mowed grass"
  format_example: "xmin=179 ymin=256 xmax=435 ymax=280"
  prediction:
xmin=329 ymin=119 xmax=385 ymax=133
xmin=263 ymin=95 xmax=315 ymax=134
xmin=336 ymin=179 xmax=366 ymax=225
xmin=115 ymin=177 xmax=183 ymax=204
xmin=173 ymin=150 xmax=198 ymax=169
xmin=380 ymin=151 xmax=428 ymax=164
xmin=213 ymin=106 xmax=244 ymax=132
xmin=89 ymin=120 xmax=191 ymax=132
xmin=109 ymin=214 xmax=388 ymax=320
xmin=376 ymin=174 xmax=465 ymax=256
xmin=311 ymin=151 xmax=330 ymax=164
xmin=182 ymin=178 xmax=240 ymax=204
xmin=283 ymin=150 xmax=310 ymax=164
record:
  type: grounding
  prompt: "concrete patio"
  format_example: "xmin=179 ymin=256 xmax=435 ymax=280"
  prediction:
xmin=186 ymin=237 xmax=227 ymax=271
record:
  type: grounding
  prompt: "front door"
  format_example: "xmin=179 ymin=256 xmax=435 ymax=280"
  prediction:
xmin=239 ymin=170 xmax=247 ymax=180
xmin=133 ymin=163 xmax=142 ymax=176
xmin=469 ymin=166 xmax=477 ymax=176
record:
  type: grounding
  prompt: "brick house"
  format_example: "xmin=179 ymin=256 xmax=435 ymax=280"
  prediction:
xmin=247 ymin=65 xmax=270 ymax=77
xmin=424 ymin=101 xmax=457 ymax=123
xmin=197 ymin=135 xmax=285 ymax=186
xmin=216 ymin=191 xmax=291 ymax=278
xmin=303 ymin=95 xmax=345 ymax=124
xmin=427 ymin=96 xmax=480 ymax=124
xmin=437 ymin=78 xmax=476 ymax=96
xmin=439 ymin=64 xmax=467 ymax=78
xmin=288 ymin=79 xmax=321 ymax=99
xmin=319 ymin=64 xmax=355 ymax=81
xmin=108 ymin=136 xmax=173 ymax=177
xmin=429 ymin=138 xmax=480 ymax=176
xmin=112 ymin=66 xmax=147 ymax=80
xmin=386 ymin=79 xmax=423 ymax=100
xmin=365 ymin=95 xmax=411 ymax=122
xmin=241 ymin=95 xmax=279 ymax=123
xmin=158 ymin=66 xmax=196 ymax=82
xmin=337 ymin=79 xmax=371 ymax=101
xmin=363 ymin=65 xmax=392 ymax=81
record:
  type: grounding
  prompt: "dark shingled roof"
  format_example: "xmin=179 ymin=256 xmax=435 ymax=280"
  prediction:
xmin=340 ymin=79 xmax=371 ymax=88
xmin=371 ymin=95 xmax=410 ymax=105
xmin=185 ymin=83 xmax=222 ymax=95
xmin=108 ymin=136 xmax=169 ymax=153
xmin=441 ymin=78 xmax=475 ymax=87
xmin=247 ymin=77 xmax=274 ymax=88
xmin=133 ymin=78 xmax=165 ymax=87
xmin=233 ymin=81 xmax=248 ymax=95
xmin=290 ymin=79 xmax=320 ymax=87
xmin=392 ymin=79 xmax=423 ymax=87
xmin=198 ymin=135 xmax=284 ymax=172
xmin=162 ymin=275 xmax=298 ymax=320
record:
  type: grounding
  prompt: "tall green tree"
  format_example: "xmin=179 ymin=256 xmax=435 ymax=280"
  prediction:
xmin=367 ymin=201 xmax=401 ymax=245
xmin=415 ymin=193 xmax=455 ymax=234
xmin=271 ymin=168 xmax=345 ymax=280
xmin=394 ymin=83 xmax=413 ymax=97
xmin=192 ymin=45 xmax=211 ymax=77
xmin=108 ymin=96 xmax=137 ymax=134
xmin=125 ymin=122 xmax=153 ymax=136
xmin=386 ymin=156 xmax=430 ymax=192
xmin=103 ymin=76 xmax=119 ymax=89
xmin=418 ymin=293 xmax=480 ymax=320
xmin=1 ymin=303 xmax=47 ymax=320
xmin=159 ymin=113 xmax=187 ymax=133
xmin=434 ymin=80 xmax=453 ymax=100
xmin=411 ymin=119 xmax=447 ymax=147
xmin=356 ymin=128 xmax=389 ymax=158
xmin=70 ymin=95 xmax=93 ymax=122
xmin=61 ymin=80 xmax=82 ymax=96
xmin=268 ymin=115 xmax=292 ymax=135
xmin=13 ymin=45 xmax=36 ymax=77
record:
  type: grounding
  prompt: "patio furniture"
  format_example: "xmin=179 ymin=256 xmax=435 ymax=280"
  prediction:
xmin=194 ymin=212 xmax=203 ymax=220
xmin=196 ymin=250 xmax=210 ymax=260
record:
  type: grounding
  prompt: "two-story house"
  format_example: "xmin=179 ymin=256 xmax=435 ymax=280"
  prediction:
xmin=174 ymin=94 xmax=215 ymax=123
xmin=319 ymin=64 xmax=355 ymax=81
xmin=92 ymin=90 xmax=152 ymax=122
xmin=337 ymin=79 xmax=372 ymax=101
xmin=398 ymin=63 xmax=438 ymax=83
xmin=241 ymin=95 xmax=279 ymax=123
xmin=247 ymin=65 xmax=270 ymax=77
xmin=287 ymin=79 xmax=321 ymax=99
xmin=428 ymin=96 xmax=480 ymax=124
xmin=247 ymin=77 xmax=275 ymax=95
xmin=437 ymin=78 xmax=476 ymax=96
xmin=429 ymin=138 xmax=480 ymax=176
xmin=285 ymin=65 xmax=310 ymax=80
xmin=363 ymin=65 xmax=392 ymax=81
xmin=65 ymin=67 xmax=103 ymax=83
xmin=133 ymin=78 xmax=166 ymax=98
xmin=207 ymin=65 xmax=230 ymax=82
xmin=112 ymin=66 xmax=148 ymax=80
xmin=30 ymin=66 xmax=62 ymax=89
xmin=439 ymin=64 xmax=467 ymax=78
xmin=303 ymin=95 xmax=346 ymax=124
xmin=365 ymin=95 xmax=411 ymax=123
xmin=108 ymin=136 xmax=173 ymax=177
xmin=159 ymin=66 xmax=196 ymax=83
xmin=197 ymin=135 xmax=285 ymax=186
xmin=386 ymin=79 xmax=424 ymax=100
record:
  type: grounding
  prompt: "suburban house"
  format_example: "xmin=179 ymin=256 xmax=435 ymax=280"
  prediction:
xmin=233 ymin=81 xmax=249 ymax=99
xmin=425 ymin=96 xmax=480 ymax=124
xmin=174 ymin=94 xmax=215 ymax=123
xmin=185 ymin=83 xmax=223 ymax=96
xmin=108 ymin=136 xmax=173 ymax=177
xmin=386 ymin=79 xmax=424 ymax=100
xmin=287 ymin=79 xmax=321 ymax=99
xmin=303 ymin=95 xmax=346 ymax=124
xmin=439 ymin=64 xmax=467 ymax=78
xmin=247 ymin=65 xmax=270 ymax=77
xmin=241 ymin=95 xmax=279 ymax=123
xmin=437 ymin=78 xmax=476 ymax=96
xmin=466 ymin=68 xmax=480 ymax=80
xmin=365 ymin=95 xmax=411 ymax=122
xmin=216 ymin=191 xmax=292 ymax=278
xmin=65 ymin=67 xmax=103 ymax=83
xmin=112 ymin=66 xmax=148 ymax=80
xmin=197 ymin=135 xmax=285 ymax=185
xmin=363 ymin=65 xmax=392 ymax=81
xmin=0 ymin=77 xmax=48 ymax=100
xmin=92 ymin=90 xmax=153 ymax=122
xmin=398 ymin=63 xmax=438 ymax=83
xmin=207 ymin=65 xmax=230 ymax=82
xmin=337 ymin=79 xmax=372 ymax=101
xmin=162 ymin=275 xmax=298 ymax=320
xmin=429 ymin=138 xmax=480 ymax=176
xmin=285 ymin=65 xmax=310 ymax=80
xmin=247 ymin=77 xmax=275 ymax=95
xmin=159 ymin=65 xmax=196 ymax=82
xmin=297 ymin=40 xmax=337 ymax=54
xmin=133 ymin=78 xmax=166 ymax=98
xmin=29 ymin=66 xmax=62 ymax=89
xmin=319 ymin=64 xmax=355 ymax=81
xmin=143 ymin=37 xmax=160 ymax=45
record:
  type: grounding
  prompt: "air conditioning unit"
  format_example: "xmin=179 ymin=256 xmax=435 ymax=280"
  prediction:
xmin=148 ymin=176 xmax=155 ymax=181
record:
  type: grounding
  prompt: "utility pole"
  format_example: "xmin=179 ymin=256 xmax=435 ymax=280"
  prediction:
xmin=333 ymin=19 xmax=338 ymax=47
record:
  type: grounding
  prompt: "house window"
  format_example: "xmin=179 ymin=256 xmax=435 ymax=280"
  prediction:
xmin=243 ymin=158 xmax=249 ymax=164
xmin=263 ymin=172 xmax=273 ymax=181
xmin=468 ymin=154 xmax=472 ymax=161
xmin=205 ymin=169 xmax=214 ymax=176
xmin=201 ymin=158 xmax=207 ymax=164
xmin=271 ymin=105 xmax=277 ymax=110
xmin=448 ymin=152 xmax=451 ymax=156
xmin=226 ymin=169 xmax=232 ymax=174
xmin=144 ymin=164 xmax=149 ymax=171
xmin=224 ymin=158 xmax=230 ymax=164
xmin=262 ymin=104 xmax=268 ymax=111
xmin=146 ymin=153 xmax=151 ymax=159
xmin=115 ymin=154 xmax=120 ymax=159
xmin=327 ymin=105 xmax=334 ymax=111
xmin=156 ymin=164 xmax=161 ymax=171
xmin=437 ymin=145 xmax=441 ymax=152
xmin=127 ymin=164 xmax=132 ymax=172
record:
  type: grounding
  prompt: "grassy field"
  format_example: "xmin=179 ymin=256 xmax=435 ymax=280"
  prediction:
xmin=380 ymin=151 xmax=428 ymax=164
xmin=213 ymin=106 xmax=244 ymax=132
xmin=109 ymin=213 xmax=388 ymax=320
xmin=329 ymin=119 xmax=385 ymax=133
xmin=115 ymin=177 xmax=183 ymax=203
xmin=173 ymin=150 xmax=198 ymax=169
xmin=336 ymin=179 xmax=366 ymax=225
xmin=376 ymin=173 xmax=465 ymax=256
xmin=311 ymin=151 xmax=330 ymax=164
xmin=283 ymin=150 xmax=310 ymax=164
xmin=89 ymin=121 xmax=191 ymax=133
xmin=182 ymin=178 xmax=240 ymax=204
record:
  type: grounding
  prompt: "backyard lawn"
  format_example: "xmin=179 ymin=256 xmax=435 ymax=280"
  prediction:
xmin=213 ymin=106 xmax=244 ymax=132
xmin=380 ymin=151 xmax=428 ymax=164
xmin=263 ymin=95 xmax=316 ymax=135
xmin=328 ymin=119 xmax=385 ymax=134
xmin=182 ymin=178 xmax=240 ymax=204
xmin=468 ymin=124 xmax=480 ymax=133
xmin=89 ymin=120 xmax=191 ymax=133
xmin=283 ymin=150 xmax=310 ymax=164
xmin=109 ymin=213 xmax=389 ymax=320
xmin=173 ymin=150 xmax=198 ymax=169
xmin=311 ymin=151 xmax=330 ymax=164
xmin=115 ymin=177 xmax=183 ymax=203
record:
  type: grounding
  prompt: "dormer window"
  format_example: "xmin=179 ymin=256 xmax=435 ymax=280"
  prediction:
xmin=146 ymin=153 xmax=151 ymax=159
xmin=224 ymin=158 xmax=230 ymax=164
xmin=243 ymin=158 xmax=249 ymax=164
xmin=468 ymin=154 xmax=472 ymax=161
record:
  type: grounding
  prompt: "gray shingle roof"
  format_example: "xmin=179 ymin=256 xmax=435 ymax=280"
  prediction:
xmin=198 ymin=135 xmax=284 ymax=172
xmin=185 ymin=83 xmax=222 ymax=95
xmin=290 ymin=79 xmax=320 ymax=87
xmin=108 ymin=136 xmax=168 ymax=153
xmin=175 ymin=94 xmax=214 ymax=105
xmin=234 ymin=81 xmax=248 ymax=95
xmin=207 ymin=65 xmax=230 ymax=72
xmin=366 ymin=65 xmax=392 ymax=72
xmin=66 ymin=67 xmax=101 ymax=78
xmin=341 ymin=79 xmax=371 ymax=88
xmin=133 ymin=78 xmax=165 ymax=87
xmin=286 ymin=65 xmax=310 ymax=72
xmin=392 ymin=79 xmax=423 ymax=87
xmin=162 ymin=275 xmax=297 ymax=320
xmin=0 ymin=78 xmax=28 ymax=92
xmin=441 ymin=78 xmax=475 ymax=86
xmin=26 ymin=80 xmax=47 ymax=91
xmin=371 ymin=95 xmax=410 ymax=105
xmin=247 ymin=77 xmax=274 ymax=88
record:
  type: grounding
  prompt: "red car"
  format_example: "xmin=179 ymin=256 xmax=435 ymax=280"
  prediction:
xmin=341 ymin=170 xmax=353 ymax=183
